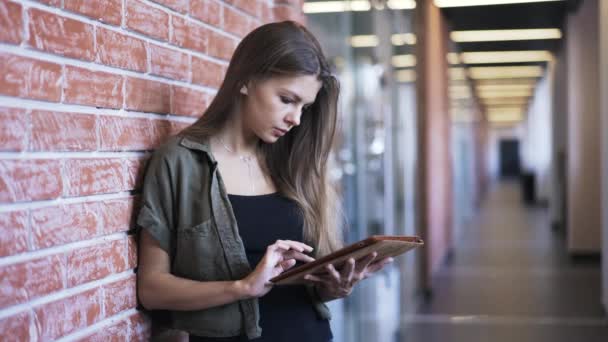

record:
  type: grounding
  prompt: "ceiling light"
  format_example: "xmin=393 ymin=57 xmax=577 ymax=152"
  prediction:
xmin=482 ymin=98 xmax=529 ymax=106
xmin=350 ymin=35 xmax=379 ymax=47
xmin=477 ymin=84 xmax=535 ymax=92
xmin=451 ymin=28 xmax=562 ymax=42
xmin=303 ymin=1 xmax=370 ymax=13
xmin=488 ymin=112 xmax=524 ymax=123
xmin=391 ymin=33 xmax=417 ymax=45
xmin=469 ymin=66 xmax=544 ymax=79
xmin=461 ymin=50 xmax=553 ymax=64
xmin=392 ymin=54 xmax=417 ymax=68
xmin=387 ymin=0 xmax=417 ymax=9
xmin=476 ymin=79 xmax=538 ymax=86
xmin=478 ymin=89 xmax=533 ymax=98
xmin=304 ymin=0 xmax=414 ymax=13
xmin=447 ymin=53 xmax=460 ymax=64
xmin=449 ymin=67 xmax=468 ymax=81
xmin=396 ymin=69 xmax=416 ymax=82
xmin=435 ymin=0 xmax=564 ymax=8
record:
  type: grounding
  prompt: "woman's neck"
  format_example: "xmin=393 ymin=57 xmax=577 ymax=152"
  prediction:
xmin=214 ymin=108 xmax=258 ymax=156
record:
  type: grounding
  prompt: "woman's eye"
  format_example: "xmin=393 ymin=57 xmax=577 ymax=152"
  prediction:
xmin=280 ymin=96 xmax=293 ymax=104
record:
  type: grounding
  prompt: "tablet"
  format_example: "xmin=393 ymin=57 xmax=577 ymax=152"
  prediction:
xmin=269 ymin=235 xmax=424 ymax=285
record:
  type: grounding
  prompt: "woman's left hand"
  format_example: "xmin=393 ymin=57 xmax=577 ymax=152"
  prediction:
xmin=303 ymin=252 xmax=394 ymax=299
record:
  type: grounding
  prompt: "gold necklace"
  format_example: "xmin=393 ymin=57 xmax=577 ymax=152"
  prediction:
xmin=217 ymin=136 xmax=256 ymax=194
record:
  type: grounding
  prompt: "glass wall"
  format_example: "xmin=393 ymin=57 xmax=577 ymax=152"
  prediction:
xmin=305 ymin=1 xmax=419 ymax=341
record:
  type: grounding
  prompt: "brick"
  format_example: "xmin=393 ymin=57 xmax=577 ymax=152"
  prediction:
xmin=64 ymin=0 xmax=122 ymax=26
xmin=127 ymin=312 xmax=152 ymax=341
xmin=0 ymin=211 xmax=28 ymax=257
xmin=0 ymin=1 xmax=23 ymax=44
xmin=224 ymin=0 xmax=261 ymax=17
xmin=96 ymin=27 xmax=147 ymax=72
xmin=99 ymin=116 xmax=155 ymax=151
xmin=149 ymin=44 xmax=189 ymax=81
xmin=31 ymin=202 xmax=100 ymax=249
xmin=150 ymin=119 xmax=174 ymax=145
xmin=170 ymin=86 xmax=209 ymax=117
xmin=34 ymin=288 xmax=102 ymax=340
xmin=190 ymin=0 xmax=222 ymax=27
xmin=191 ymin=57 xmax=225 ymax=88
xmin=0 ymin=107 xmax=27 ymax=151
xmin=127 ymin=234 xmax=138 ymax=268
xmin=151 ymin=0 xmax=188 ymax=13
xmin=0 ymin=312 xmax=32 ymax=342
xmin=103 ymin=275 xmax=137 ymax=316
xmin=208 ymin=31 xmax=236 ymax=60
xmin=125 ymin=77 xmax=171 ymax=114
xmin=64 ymin=158 xmax=125 ymax=197
xmin=273 ymin=5 xmax=304 ymax=23
xmin=125 ymin=156 xmax=149 ymax=191
xmin=28 ymin=8 xmax=95 ymax=60
xmin=223 ymin=4 xmax=253 ymax=37
xmin=31 ymin=111 xmax=97 ymax=151
xmin=261 ymin=2 xmax=273 ymax=23
xmin=0 ymin=255 xmax=64 ymax=309
xmin=64 ymin=66 xmax=123 ymax=109
xmin=77 ymin=320 xmax=129 ymax=342
xmin=171 ymin=16 xmax=208 ymax=53
xmin=170 ymin=120 xmax=190 ymax=136
xmin=0 ymin=53 xmax=62 ymax=102
xmin=36 ymin=0 xmax=62 ymax=6
xmin=126 ymin=0 xmax=169 ymax=41
xmin=0 ymin=159 xmax=63 ymax=203
xmin=99 ymin=197 xmax=135 ymax=234
xmin=67 ymin=239 xmax=128 ymax=287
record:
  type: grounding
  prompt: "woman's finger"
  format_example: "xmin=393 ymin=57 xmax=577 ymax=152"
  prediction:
xmin=325 ymin=264 xmax=341 ymax=283
xmin=282 ymin=250 xmax=315 ymax=263
xmin=341 ymin=258 xmax=355 ymax=283
xmin=276 ymin=240 xmax=313 ymax=253
xmin=364 ymin=257 xmax=394 ymax=274
xmin=278 ymin=259 xmax=297 ymax=271
xmin=356 ymin=252 xmax=378 ymax=273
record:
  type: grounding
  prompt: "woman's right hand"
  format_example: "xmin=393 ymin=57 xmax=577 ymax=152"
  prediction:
xmin=239 ymin=240 xmax=315 ymax=298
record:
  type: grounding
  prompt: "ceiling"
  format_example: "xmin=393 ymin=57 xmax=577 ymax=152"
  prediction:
xmin=441 ymin=0 xmax=582 ymax=125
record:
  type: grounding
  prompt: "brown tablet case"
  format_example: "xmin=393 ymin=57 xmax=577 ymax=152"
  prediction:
xmin=269 ymin=235 xmax=424 ymax=285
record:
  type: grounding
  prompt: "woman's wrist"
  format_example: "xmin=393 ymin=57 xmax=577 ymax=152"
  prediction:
xmin=232 ymin=279 xmax=254 ymax=300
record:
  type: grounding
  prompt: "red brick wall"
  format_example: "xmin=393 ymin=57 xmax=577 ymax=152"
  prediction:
xmin=0 ymin=1 xmax=304 ymax=340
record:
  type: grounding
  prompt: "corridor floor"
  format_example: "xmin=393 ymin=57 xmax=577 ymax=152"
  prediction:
xmin=400 ymin=181 xmax=608 ymax=342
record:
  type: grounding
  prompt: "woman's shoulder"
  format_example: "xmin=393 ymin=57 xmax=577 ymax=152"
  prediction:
xmin=146 ymin=135 xmax=213 ymax=171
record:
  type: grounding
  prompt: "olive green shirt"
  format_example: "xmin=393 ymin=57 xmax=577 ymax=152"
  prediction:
xmin=136 ymin=135 xmax=331 ymax=339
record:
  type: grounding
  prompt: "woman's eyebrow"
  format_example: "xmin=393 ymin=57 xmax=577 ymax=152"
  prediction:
xmin=280 ymin=88 xmax=314 ymax=105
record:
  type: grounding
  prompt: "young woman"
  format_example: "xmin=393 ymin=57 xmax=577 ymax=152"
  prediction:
xmin=136 ymin=21 xmax=393 ymax=341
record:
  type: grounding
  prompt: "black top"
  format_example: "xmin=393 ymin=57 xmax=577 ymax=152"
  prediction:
xmin=190 ymin=192 xmax=332 ymax=342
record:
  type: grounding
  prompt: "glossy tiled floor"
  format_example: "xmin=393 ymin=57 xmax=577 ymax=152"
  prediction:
xmin=400 ymin=181 xmax=608 ymax=342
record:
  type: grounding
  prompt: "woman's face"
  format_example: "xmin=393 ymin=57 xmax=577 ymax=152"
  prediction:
xmin=241 ymin=74 xmax=322 ymax=143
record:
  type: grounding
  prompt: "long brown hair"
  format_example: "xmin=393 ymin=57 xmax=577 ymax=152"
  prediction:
xmin=181 ymin=21 xmax=342 ymax=256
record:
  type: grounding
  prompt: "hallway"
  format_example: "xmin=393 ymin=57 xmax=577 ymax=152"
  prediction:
xmin=401 ymin=181 xmax=608 ymax=341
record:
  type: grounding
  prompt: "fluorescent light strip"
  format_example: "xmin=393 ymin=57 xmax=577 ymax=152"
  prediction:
xmin=387 ymin=0 xmax=417 ymax=10
xmin=447 ymin=53 xmax=461 ymax=65
xmin=461 ymin=50 xmax=553 ymax=64
xmin=436 ymin=0 xmax=564 ymax=8
xmin=483 ymin=98 xmax=529 ymax=105
xmin=351 ymin=34 xmax=416 ymax=47
xmin=478 ymin=90 xmax=533 ymax=98
xmin=476 ymin=79 xmax=538 ymax=86
xmin=451 ymin=28 xmax=562 ymax=42
xmin=469 ymin=66 xmax=544 ymax=79
xmin=304 ymin=0 xmax=415 ymax=13
xmin=350 ymin=35 xmax=379 ymax=47
xmin=392 ymin=54 xmax=417 ymax=68
xmin=391 ymin=33 xmax=417 ymax=45
xmin=476 ymin=84 xmax=535 ymax=91
xmin=396 ymin=69 xmax=416 ymax=82
xmin=449 ymin=67 xmax=467 ymax=81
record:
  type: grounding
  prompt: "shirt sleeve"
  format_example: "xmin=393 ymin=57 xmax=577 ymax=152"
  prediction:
xmin=136 ymin=149 xmax=175 ymax=255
